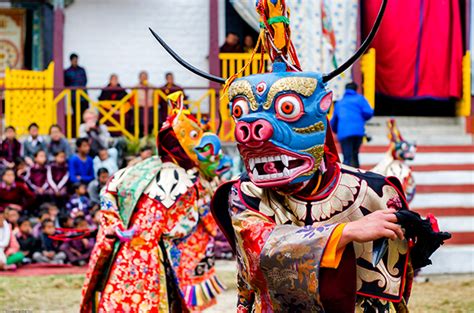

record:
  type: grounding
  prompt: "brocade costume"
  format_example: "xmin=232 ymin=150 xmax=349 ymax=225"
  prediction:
xmin=81 ymin=94 xmax=225 ymax=312
xmin=149 ymin=0 xmax=449 ymax=311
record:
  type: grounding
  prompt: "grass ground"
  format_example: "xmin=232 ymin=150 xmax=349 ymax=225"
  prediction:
xmin=0 ymin=270 xmax=472 ymax=312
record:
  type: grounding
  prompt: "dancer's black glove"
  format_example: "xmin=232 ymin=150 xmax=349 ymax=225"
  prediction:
xmin=395 ymin=210 xmax=451 ymax=269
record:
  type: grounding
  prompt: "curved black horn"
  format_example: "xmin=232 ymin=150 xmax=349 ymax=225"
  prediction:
xmin=149 ymin=27 xmax=226 ymax=85
xmin=322 ymin=0 xmax=388 ymax=83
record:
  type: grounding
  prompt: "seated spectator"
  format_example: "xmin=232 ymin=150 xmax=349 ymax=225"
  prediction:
xmin=47 ymin=125 xmax=72 ymax=162
xmin=58 ymin=213 xmax=74 ymax=229
xmin=128 ymin=145 xmax=153 ymax=167
xmin=90 ymin=207 xmax=101 ymax=228
xmin=16 ymin=216 xmax=40 ymax=264
xmin=69 ymin=138 xmax=94 ymax=184
xmin=15 ymin=157 xmax=28 ymax=181
xmin=5 ymin=207 xmax=20 ymax=235
xmin=23 ymin=123 xmax=47 ymax=166
xmin=24 ymin=150 xmax=49 ymax=198
xmin=0 ymin=168 xmax=35 ymax=213
xmin=32 ymin=209 xmax=51 ymax=238
xmin=0 ymin=207 xmax=23 ymax=270
xmin=47 ymin=203 xmax=60 ymax=228
xmin=88 ymin=168 xmax=109 ymax=206
xmin=243 ymin=35 xmax=255 ymax=53
xmin=66 ymin=183 xmax=92 ymax=217
xmin=93 ymin=148 xmax=118 ymax=176
xmin=220 ymin=32 xmax=243 ymax=53
xmin=32 ymin=218 xmax=66 ymax=264
xmin=0 ymin=126 xmax=22 ymax=168
xmin=46 ymin=151 xmax=69 ymax=205
xmin=60 ymin=216 xmax=94 ymax=266
xmin=79 ymin=109 xmax=111 ymax=157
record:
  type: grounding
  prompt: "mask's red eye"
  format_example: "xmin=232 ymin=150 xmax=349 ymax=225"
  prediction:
xmin=232 ymin=98 xmax=249 ymax=119
xmin=275 ymin=94 xmax=303 ymax=122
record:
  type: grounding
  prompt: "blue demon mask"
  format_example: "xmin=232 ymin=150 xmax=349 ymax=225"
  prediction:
xmin=229 ymin=62 xmax=332 ymax=187
xmin=149 ymin=0 xmax=387 ymax=188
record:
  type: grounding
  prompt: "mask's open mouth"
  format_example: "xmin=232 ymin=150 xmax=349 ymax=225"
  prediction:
xmin=216 ymin=164 xmax=231 ymax=176
xmin=194 ymin=143 xmax=214 ymax=157
xmin=239 ymin=142 xmax=314 ymax=187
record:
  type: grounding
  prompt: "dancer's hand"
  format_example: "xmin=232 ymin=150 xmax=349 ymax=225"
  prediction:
xmin=338 ymin=209 xmax=404 ymax=248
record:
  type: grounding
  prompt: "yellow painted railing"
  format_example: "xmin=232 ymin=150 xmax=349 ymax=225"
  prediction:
xmin=458 ymin=51 xmax=471 ymax=117
xmin=219 ymin=53 xmax=271 ymax=78
xmin=360 ymin=48 xmax=376 ymax=109
xmin=4 ymin=63 xmax=56 ymax=135
xmin=60 ymin=88 xmax=218 ymax=141
xmin=5 ymin=49 xmax=471 ymax=143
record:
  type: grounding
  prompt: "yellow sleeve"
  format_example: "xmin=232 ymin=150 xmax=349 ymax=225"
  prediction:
xmin=321 ymin=223 xmax=347 ymax=269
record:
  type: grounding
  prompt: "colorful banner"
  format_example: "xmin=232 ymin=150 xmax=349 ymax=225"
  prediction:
xmin=229 ymin=0 xmax=358 ymax=100
xmin=0 ymin=8 xmax=26 ymax=77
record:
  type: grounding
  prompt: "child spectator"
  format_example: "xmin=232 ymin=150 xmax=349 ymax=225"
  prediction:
xmin=60 ymin=216 xmax=94 ymax=266
xmin=32 ymin=218 xmax=66 ymax=264
xmin=69 ymin=138 xmax=94 ymax=184
xmin=23 ymin=123 xmax=47 ymax=165
xmin=46 ymin=151 xmax=69 ymax=205
xmin=24 ymin=150 xmax=49 ymax=198
xmin=5 ymin=207 xmax=20 ymax=235
xmin=90 ymin=207 xmax=101 ymax=228
xmin=88 ymin=168 xmax=109 ymax=205
xmin=47 ymin=124 xmax=72 ymax=162
xmin=0 ymin=168 xmax=35 ymax=213
xmin=93 ymin=148 xmax=118 ymax=176
xmin=58 ymin=213 xmax=74 ymax=229
xmin=0 ymin=207 xmax=23 ymax=270
xmin=79 ymin=109 xmax=112 ymax=157
xmin=16 ymin=216 xmax=39 ymax=263
xmin=66 ymin=183 xmax=92 ymax=217
xmin=47 ymin=204 xmax=60 ymax=228
xmin=0 ymin=126 xmax=22 ymax=168
xmin=33 ymin=209 xmax=51 ymax=238
xmin=15 ymin=157 xmax=28 ymax=181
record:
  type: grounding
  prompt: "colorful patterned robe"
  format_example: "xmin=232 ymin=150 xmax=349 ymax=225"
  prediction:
xmin=81 ymin=157 xmax=201 ymax=312
xmin=165 ymin=176 xmax=225 ymax=311
xmin=212 ymin=163 xmax=413 ymax=312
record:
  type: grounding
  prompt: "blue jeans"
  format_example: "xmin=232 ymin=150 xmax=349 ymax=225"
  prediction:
xmin=340 ymin=136 xmax=363 ymax=168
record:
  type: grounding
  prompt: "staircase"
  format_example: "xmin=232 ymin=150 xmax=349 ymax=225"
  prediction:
xmin=364 ymin=117 xmax=474 ymax=274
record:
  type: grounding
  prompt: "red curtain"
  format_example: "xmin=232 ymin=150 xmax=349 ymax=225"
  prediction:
xmin=363 ymin=0 xmax=463 ymax=99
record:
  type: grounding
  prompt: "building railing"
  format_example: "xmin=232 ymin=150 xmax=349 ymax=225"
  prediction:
xmin=6 ymin=49 xmax=469 ymax=142
xmin=219 ymin=52 xmax=271 ymax=78
xmin=0 ymin=85 xmax=220 ymax=142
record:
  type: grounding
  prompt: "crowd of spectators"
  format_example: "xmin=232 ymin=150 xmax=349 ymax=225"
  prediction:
xmin=0 ymin=120 xmax=153 ymax=271
xmin=0 ymin=46 xmax=250 ymax=270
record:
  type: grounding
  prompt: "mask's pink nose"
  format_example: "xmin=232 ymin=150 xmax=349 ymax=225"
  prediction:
xmin=235 ymin=120 xmax=274 ymax=143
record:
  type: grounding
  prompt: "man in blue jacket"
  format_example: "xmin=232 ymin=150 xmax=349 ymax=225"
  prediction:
xmin=331 ymin=82 xmax=374 ymax=168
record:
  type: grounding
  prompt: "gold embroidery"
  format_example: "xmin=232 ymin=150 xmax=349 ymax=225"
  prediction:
xmin=228 ymin=80 xmax=258 ymax=111
xmin=263 ymin=77 xmax=317 ymax=109
xmin=301 ymin=145 xmax=324 ymax=175
xmin=293 ymin=121 xmax=325 ymax=134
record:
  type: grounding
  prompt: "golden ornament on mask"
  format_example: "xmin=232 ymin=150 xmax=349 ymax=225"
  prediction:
xmin=301 ymin=144 xmax=324 ymax=176
xmin=228 ymin=80 xmax=258 ymax=111
xmin=263 ymin=77 xmax=317 ymax=109
xmin=293 ymin=121 xmax=325 ymax=134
